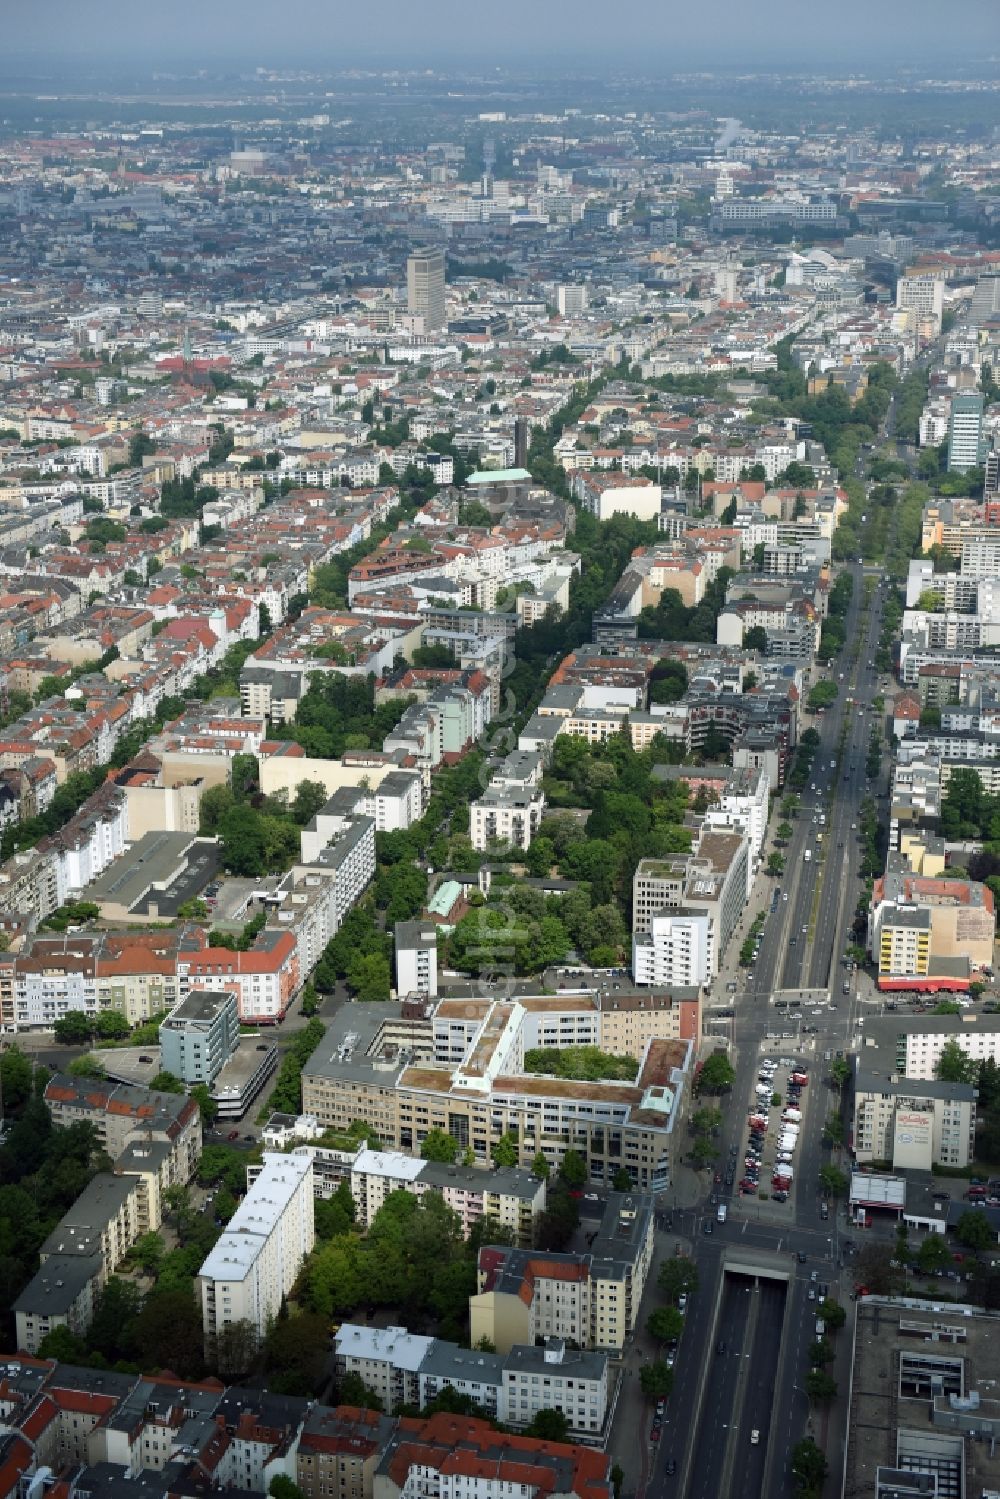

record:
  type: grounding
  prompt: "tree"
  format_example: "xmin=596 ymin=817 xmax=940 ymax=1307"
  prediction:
xmin=916 ymin=1233 xmax=953 ymax=1274
xmin=346 ymin=951 xmax=391 ymax=1002
xmin=337 ymin=1370 xmax=384 ymax=1411
xmin=130 ymin=1231 xmax=166 ymax=1275
xmin=806 ymin=1369 xmax=837 ymax=1405
xmin=148 ymin=1070 xmax=184 ymax=1094
xmin=766 ymin=852 xmax=786 ymax=877
xmin=936 ymin=1040 xmax=976 ymax=1084
xmin=94 ymin=1010 xmax=131 ymax=1041
xmin=53 ymin=1010 xmax=92 ymax=1045
xmin=130 ymin=1287 xmax=205 ymax=1377
xmin=818 ymin=1166 xmax=849 ymax=1198
xmin=818 ymin=1297 xmax=846 ymax=1330
xmin=264 ymin=1310 xmax=330 ymax=1395
xmin=491 ymin=1131 xmax=519 ymax=1168
xmin=421 ymin=1128 xmax=460 ymax=1163
xmin=658 ymin=1257 xmax=699 ymax=1302
xmin=218 ymin=803 xmax=268 ymax=876
xmin=531 ymin=1151 xmax=550 ymax=1181
xmin=314 ymin=1182 xmax=356 ymax=1241
xmin=527 ymin=1409 xmax=569 ymax=1442
xmin=856 ymin=1243 xmax=905 ymax=1296
xmin=955 ymin=1209 xmax=993 ymax=1251
xmin=790 ymin=1437 xmax=828 ymax=1496
xmin=698 ymin=1052 xmax=735 ymax=1095
xmin=269 ymin=1479 xmax=307 ymax=1499
xmin=648 ymin=1305 xmax=684 ymax=1342
xmin=559 ymin=1149 xmax=587 ymax=1189
xmin=639 ymin=1361 xmax=674 ymax=1398
xmin=829 ymin=1058 xmax=851 ymax=1089
xmin=0 ymin=1047 xmax=34 ymax=1113
xmin=775 ymin=822 xmax=793 ymax=844
xmin=612 ymin=1167 xmax=634 ymax=1192
xmin=190 ymin=1084 xmax=219 ymax=1126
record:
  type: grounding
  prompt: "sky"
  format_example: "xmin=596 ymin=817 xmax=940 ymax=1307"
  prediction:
xmin=4 ymin=0 xmax=998 ymax=71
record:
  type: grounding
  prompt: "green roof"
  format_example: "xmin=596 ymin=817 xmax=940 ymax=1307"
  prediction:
xmin=466 ymin=468 xmax=533 ymax=485
xmin=427 ymin=879 xmax=464 ymax=917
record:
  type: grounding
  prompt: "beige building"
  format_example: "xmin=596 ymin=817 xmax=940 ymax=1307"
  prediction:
xmin=44 ymin=1073 xmax=202 ymax=1184
xmin=469 ymin=1193 xmax=654 ymax=1354
xmin=853 ymin=1072 xmax=977 ymax=1169
xmin=302 ymin=997 xmax=691 ymax=1192
xmin=123 ymin=773 xmax=207 ymax=839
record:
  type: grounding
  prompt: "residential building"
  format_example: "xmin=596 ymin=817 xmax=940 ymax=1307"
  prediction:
xmin=469 ymin=1192 xmax=654 ymax=1355
xmin=852 ymin=1070 xmax=977 ymax=1170
xmin=43 ymin=1072 xmax=202 ymax=1184
xmin=197 ymin=1150 xmax=315 ymax=1349
xmin=394 ymin=920 xmax=439 ymax=999
xmin=632 ymin=911 xmax=711 ymax=989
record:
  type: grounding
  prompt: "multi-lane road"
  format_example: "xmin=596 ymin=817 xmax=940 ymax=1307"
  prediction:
xmin=643 ymin=558 xmax=890 ymax=1499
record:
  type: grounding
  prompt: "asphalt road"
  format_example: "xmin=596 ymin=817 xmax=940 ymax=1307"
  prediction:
xmin=643 ymin=558 xmax=889 ymax=1499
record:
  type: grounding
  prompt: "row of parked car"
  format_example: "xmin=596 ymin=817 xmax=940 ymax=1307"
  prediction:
xmin=740 ymin=1059 xmax=809 ymax=1201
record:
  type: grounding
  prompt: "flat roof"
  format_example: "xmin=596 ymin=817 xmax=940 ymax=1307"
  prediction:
xmin=335 ymin=1323 xmax=433 ymax=1372
xmin=198 ymin=1152 xmax=311 ymax=1285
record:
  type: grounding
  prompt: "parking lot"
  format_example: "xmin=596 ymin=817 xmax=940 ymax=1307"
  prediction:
xmin=735 ymin=1055 xmax=811 ymax=1209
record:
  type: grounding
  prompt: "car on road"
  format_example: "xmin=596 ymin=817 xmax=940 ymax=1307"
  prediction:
xmin=665 ymin=1459 xmax=677 ymax=1476
xmin=703 ymin=1221 xmax=713 ymax=1234
xmin=750 ymin=1430 xmax=760 ymax=1446
xmin=808 ymin=1287 xmax=816 ymax=1300
xmin=677 ymin=1294 xmax=687 ymax=1312
xmin=227 ymin=1129 xmax=240 ymax=1141
xmin=656 ymin=1399 xmax=666 ymax=1415
xmin=798 ymin=1251 xmax=807 ymax=1263
xmin=650 ymin=1426 xmax=660 ymax=1442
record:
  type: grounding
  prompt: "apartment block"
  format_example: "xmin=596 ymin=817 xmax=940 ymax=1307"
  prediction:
xmin=44 ymin=1072 xmax=202 ymax=1184
xmin=469 ymin=1193 xmax=654 ymax=1355
xmin=197 ymin=1150 xmax=315 ymax=1348
xmin=852 ymin=1071 xmax=977 ymax=1170
xmin=394 ymin=919 xmax=439 ymax=998
xmin=14 ymin=1172 xmax=149 ymax=1354
xmin=868 ymin=869 xmax=994 ymax=991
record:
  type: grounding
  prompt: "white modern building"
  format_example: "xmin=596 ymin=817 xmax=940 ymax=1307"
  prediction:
xmin=632 ymin=911 xmax=711 ymax=989
xmin=394 ymin=920 xmax=438 ymax=998
xmin=197 ymin=1151 xmax=315 ymax=1349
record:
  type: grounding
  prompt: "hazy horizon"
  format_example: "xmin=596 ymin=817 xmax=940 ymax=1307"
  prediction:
xmin=4 ymin=0 xmax=999 ymax=72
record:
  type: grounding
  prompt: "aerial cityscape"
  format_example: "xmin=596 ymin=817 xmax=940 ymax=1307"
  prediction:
xmin=0 ymin=4 xmax=998 ymax=1498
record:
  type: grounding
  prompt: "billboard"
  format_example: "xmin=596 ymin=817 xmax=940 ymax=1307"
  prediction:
xmin=893 ymin=1109 xmax=933 ymax=1171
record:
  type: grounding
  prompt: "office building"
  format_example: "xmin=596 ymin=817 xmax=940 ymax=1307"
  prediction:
xmin=197 ymin=1151 xmax=314 ymax=1349
xmin=406 ymin=248 xmax=446 ymax=332
xmin=158 ymin=987 xmax=239 ymax=1087
xmin=844 ymin=1301 xmax=1000 ymax=1499
xmin=302 ymin=996 xmax=693 ymax=1191
xmin=947 ymin=393 xmax=986 ymax=473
